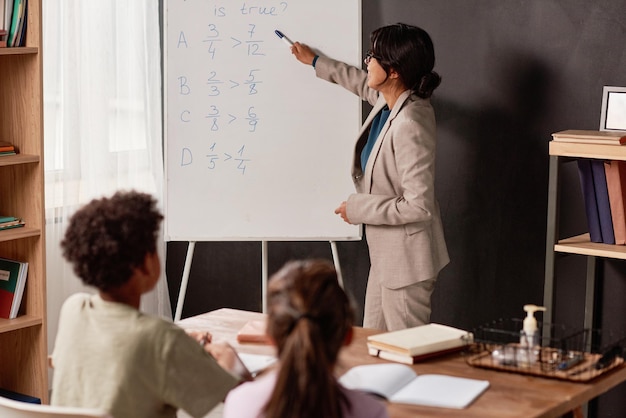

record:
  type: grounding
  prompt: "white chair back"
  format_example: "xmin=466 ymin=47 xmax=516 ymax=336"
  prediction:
xmin=0 ymin=396 xmax=111 ymax=418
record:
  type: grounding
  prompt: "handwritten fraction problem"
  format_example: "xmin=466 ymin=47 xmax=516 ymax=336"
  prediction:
xmin=164 ymin=0 xmax=360 ymax=240
xmin=170 ymin=1 xmax=290 ymax=176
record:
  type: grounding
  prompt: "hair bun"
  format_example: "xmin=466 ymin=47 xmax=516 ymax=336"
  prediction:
xmin=417 ymin=71 xmax=441 ymax=98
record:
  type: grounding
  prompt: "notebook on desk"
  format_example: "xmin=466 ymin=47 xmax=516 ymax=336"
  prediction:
xmin=339 ymin=363 xmax=489 ymax=409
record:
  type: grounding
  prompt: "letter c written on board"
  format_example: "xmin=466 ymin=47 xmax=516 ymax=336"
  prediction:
xmin=180 ymin=110 xmax=191 ymax=122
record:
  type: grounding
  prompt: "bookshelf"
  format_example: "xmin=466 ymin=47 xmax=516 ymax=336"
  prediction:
xmin=0 ymin=0 xmax=47 ymax=403
xmin=543 ymin=140 xmax=626 ymax=338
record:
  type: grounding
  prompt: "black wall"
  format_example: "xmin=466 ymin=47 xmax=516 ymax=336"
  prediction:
xmin=167 ymin=2 xmax=626 ymax=416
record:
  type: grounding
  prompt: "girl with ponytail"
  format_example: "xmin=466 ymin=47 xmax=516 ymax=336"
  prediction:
xmin=223 ymin=259 xmax=388 ymax=418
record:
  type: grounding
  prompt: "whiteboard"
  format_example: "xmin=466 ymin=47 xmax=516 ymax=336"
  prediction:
xmin=164 ymin=0 xmax=362 ymax=241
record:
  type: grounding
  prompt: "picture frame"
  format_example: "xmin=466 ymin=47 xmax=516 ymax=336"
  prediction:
xmin=600 ymin=86 xmax=626 ymax=131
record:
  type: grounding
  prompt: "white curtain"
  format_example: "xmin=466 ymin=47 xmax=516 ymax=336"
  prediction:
xmin=42 ymin=1 xmax=170 ymax=360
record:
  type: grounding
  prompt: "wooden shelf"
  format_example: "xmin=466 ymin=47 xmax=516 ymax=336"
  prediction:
xmin=0 ymin=47 xmax=38 ymax=56
xmin=544 ymin=136 xmax=626 ymax=357
xmin=555 ymin=233 xmax=626 ymax=260
xmin=0 ymin=154 xmax=40 ymax=166
xmin=0 ymin=227 xmax=41 ymax=242
xmin=0 ymin=0 xmax=47 ymax=403
xmin=550 ymin=141 xmax=626 ymax=160
xmin=0 ymin=315 xmax=44 ymax=334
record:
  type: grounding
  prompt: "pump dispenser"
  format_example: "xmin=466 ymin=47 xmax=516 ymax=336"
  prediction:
xmin=519 ymin=304 xmax=546 ymax=366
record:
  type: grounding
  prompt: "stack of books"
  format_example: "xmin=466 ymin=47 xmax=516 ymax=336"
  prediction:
xmin=552 ymin=130 xmax=626 ymax=145
xmin=553 ymin=131 xmax=626 ymax=245
xmin=0 ymin=141 xmax=16 ymax=157
xmin=0 ymin=216 xmax=25 ymax=231
xmin=366 ymin=323 xmax=473 ymax=364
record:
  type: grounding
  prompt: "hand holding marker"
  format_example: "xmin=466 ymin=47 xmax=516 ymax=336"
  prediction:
xmin=275 ymin=30 xmax=294 ymax=47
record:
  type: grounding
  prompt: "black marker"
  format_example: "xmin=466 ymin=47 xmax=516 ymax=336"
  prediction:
xmin=569 ymin=345 xmax=623 ymax=376
xmin=594 ymin=345 xmax=623 ymax=370
xmin=274 ymin=30 xmax=294 ymax=47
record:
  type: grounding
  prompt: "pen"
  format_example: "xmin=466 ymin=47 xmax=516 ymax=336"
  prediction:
xmin=556 ymin=352 xmax=583 ymax=371
xmin=594 ymin=345 xmax=623 ymax=370
xmin=199 ymin=332 xmax=210 ymax=347
xmin=274 ymin=30 xmax=294 ymax=47
xmin=569 ymin=345 xmax=623 ymax=376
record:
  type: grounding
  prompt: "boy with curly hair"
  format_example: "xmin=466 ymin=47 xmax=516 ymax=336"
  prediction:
xmin=51 ymin=190 xmax=246 ymax=418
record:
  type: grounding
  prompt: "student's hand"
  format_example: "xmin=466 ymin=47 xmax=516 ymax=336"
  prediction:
xmin=334 ymin=201 xmax=352 ymax=224
xmin=186 ymin=329 xmax=212 ymax=346
xmin=291 ymin=42 xmax=316 ymax=66
xmin=205 ymin=341 xmax=254 ymax=382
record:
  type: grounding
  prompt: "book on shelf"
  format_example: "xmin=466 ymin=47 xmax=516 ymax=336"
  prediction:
xmin=604 ymin=160 xmax=626 ymax=245
xmin=552 ymin=129 xmax=626 ymax=145
xmin=0 ymin=257 xmax=28 ymax=319
xmin=338 ymin=363 xmax=489 ymax=409
xmin=13 ymin=0 xmax=24 ymax=47
xmin=236 ymin=319 xmax=271 ymax=344
xmin=1 ymin=0 xmax=14 ymax=41
xmin=1 ymin=0 xmax=9 ymax=44
xmin=0 ymin=141 xmax=15 ymax=152
xmin=6 ymin=0 xmax=25 ymax=47
xmin=590 ymin=159 xmax=615 ymax=244
xmin=577 ymin=159 xmax=603 ymax=243
xmin=366 ymin=323 xmax=473 ymax=359
xmin=0 ymin=216 xmax=25 ymax=231
xmin=0 ymin=387 xmax=41 ymax=404
xmin=6 ymin=0 xmax=19 ymax=47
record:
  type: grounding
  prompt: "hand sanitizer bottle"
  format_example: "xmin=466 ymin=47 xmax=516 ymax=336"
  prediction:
xmin=518 ymin=304 xmax=546 ymax=367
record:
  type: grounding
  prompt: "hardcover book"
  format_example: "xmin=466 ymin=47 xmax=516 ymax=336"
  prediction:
xmin=0 ymin=257 xmax=28 ymax=319
xmin=367 ymin=323 xmax=473 ymax=357
xmin=0 ymin=142 xmax=15 ymax=152
xmin=367 ymin=344 xmax=468 ymax=365
xmin=590 ymin=159 xmax=615 ymax=244
xmin=0 ymin=387 xmax=41 ymax=404
xmin=552 ymin=130 xmax=626 ymax=145
xmin=604 ymin=160 xmax=626 ymax=244
xmin=0 ymin=216 xmax=24 ymax=229
xmin=577 ymin=159 xmax=603 ymax=243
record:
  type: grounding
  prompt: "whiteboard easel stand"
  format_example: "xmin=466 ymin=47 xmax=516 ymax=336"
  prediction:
xmin=173 ymin=241 xmax=343 ymax=322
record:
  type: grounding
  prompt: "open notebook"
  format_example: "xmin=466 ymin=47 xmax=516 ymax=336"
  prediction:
xmin=339 ymin=363 xmax=489 ymax=409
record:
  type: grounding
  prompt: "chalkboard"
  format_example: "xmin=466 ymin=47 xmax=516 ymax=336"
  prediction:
xmin=164 ymin=0 xmax=362 ymax=241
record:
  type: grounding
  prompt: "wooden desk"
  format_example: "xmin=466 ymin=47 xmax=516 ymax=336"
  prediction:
xmin=177 ymin=308 xmax=626 ymax=418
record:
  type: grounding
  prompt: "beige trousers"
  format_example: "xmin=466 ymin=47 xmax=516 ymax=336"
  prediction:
xmin=363 ymin=275 xmax=437 ymax=331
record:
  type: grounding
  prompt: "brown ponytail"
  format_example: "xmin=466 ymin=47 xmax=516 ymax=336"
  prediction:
xmin=263 ymin=259 xmax=354 ymax=418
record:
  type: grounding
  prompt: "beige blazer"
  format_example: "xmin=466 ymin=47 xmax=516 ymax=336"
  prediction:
xmin=316 ymin=56 xmax=449 ymax=289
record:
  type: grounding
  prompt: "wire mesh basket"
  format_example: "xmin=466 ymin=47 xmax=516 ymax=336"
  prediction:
xmin=465 ymin=318 xmax=624 ymax=382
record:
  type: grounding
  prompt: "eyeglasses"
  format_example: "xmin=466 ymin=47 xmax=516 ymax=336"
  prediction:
xmin=364 ymin=51 xmax=382 ymax=65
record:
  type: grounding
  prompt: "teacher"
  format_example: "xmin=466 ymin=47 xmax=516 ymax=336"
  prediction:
xmin=291 ymin=23 xmax=449 ymax=331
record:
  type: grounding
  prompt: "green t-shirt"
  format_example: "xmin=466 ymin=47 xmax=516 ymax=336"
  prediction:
xmin=51 ymin=293 xmax=238 ymax=418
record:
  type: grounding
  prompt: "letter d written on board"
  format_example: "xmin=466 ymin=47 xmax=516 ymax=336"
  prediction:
xmin=181 ymin=148 xmax=193 ymax=166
